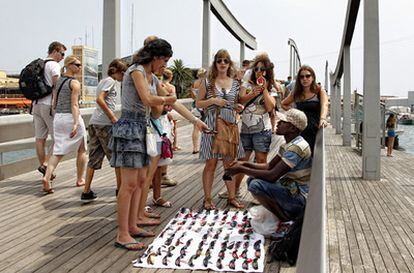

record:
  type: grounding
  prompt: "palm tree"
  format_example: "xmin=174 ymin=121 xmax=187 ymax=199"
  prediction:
xmin=169 ymin=59 xmax=194 ymax=98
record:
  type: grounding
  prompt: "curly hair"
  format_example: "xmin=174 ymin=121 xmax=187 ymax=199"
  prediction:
xmin=132 ymin=38 xmax=173 ymax=65
xmin=249 ymin=53 xmax=276 ymax=90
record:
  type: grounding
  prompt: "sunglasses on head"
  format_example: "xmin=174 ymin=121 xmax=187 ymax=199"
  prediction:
xmin=216 ymin=58 xmax=229 ymax=65
xmin=72 ymin=63 xmax=82 ymax=67
xmin=59 ymin=51 xmax=65 ymax=57
xmin=300 ymin=74 xmax=312 ymax=79
xmin=254 ymin=67 xmax=267 ymax=73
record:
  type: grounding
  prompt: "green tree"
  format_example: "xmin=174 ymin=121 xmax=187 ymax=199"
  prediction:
xmin=169 ymin=59 xmax=194 ymax=98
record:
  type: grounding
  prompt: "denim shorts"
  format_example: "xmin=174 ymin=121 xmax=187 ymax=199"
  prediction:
xmin=240 ymin=130 xmax=272 ymax=153
xmin=387 ymin=129 xmax=396 ymax=137
xmin=109 ymin=111 xmax=149 ymax=168
xmin=247 ymin=177 xmax=306 ymax=219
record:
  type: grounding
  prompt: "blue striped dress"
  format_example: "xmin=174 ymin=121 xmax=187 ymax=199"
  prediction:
xmin=199 ymin=79 xmax=245 ymax=160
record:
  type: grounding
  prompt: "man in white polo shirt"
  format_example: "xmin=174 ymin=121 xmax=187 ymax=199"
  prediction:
xmin=33 ymin=41 xmax=66 ymax=177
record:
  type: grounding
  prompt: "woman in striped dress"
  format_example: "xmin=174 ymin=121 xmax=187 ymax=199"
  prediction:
xmin=197 ymin=49 xmax=245 ymax=209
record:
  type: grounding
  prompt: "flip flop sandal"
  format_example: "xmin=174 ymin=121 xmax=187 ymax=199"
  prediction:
xmin=114 ymin=241 xmax=145 ymax=251
xmin=153 ymin=197 xmax=172 ymax=208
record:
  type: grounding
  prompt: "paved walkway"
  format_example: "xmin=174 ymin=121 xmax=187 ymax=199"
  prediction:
xmin=0 ymin=124 xmax=291 ymax=273
xmin=326 ymin=128 xmax=414 ymax=273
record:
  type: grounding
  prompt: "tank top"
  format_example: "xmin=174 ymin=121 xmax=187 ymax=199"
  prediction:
xmin=55 ymin=76 xmax=76 ymax=114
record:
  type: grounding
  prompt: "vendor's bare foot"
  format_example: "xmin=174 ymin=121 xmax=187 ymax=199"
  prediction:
xmin=137 ymin=216 xmax=161 ymax=226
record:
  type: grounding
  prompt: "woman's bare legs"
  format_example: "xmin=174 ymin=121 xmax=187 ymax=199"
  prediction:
xmin=75 ymin=142 xmax=87 ymax=187
xmin=224 ymin=159 xmax=244 ymax=209
xmin=202 ymin=158 xmax=218 ymax=209
xmin=137 ymin=156 xmax=161 ymax=225
xmin=387 ymin=136 xmax=395 ymax=156
xmin=116 ymin=167 xmax=146 ymax=249
xmin=41 ymin=154 xmax=64 ymax=192
xmin=192 ymin=125 xmax=200 ymax=153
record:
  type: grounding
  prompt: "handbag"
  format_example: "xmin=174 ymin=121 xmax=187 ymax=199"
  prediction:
xmin=150 ymin=119 xmax=173 ymax=160
xmin=146 ymin=122 xmax=158 ymax=157
xmin=209 ymin=80 xmax=240 ymax=159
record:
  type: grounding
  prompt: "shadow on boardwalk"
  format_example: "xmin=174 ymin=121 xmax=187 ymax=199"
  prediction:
xmin=0 ymin=124 xmax=290 ymax=273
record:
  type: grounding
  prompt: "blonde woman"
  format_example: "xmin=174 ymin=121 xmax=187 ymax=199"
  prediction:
xmin=41 ymin=55 xmax=87 ymax=193
xmin=190 ymin=68 xmax=207 ymax=154
xmin=197 ymin=49 xmax=245 ymax=209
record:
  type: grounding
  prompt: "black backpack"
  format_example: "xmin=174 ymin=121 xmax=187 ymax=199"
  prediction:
xmin=19 ymin=59 xmax=53 ymax=100
xmin=267 ymin=213 xmax=304 ymax=266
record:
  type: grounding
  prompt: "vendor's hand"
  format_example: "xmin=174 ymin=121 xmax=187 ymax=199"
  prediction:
xmin=224 ymin=161 xmax=243 ymax=176
xmin=214 ymin=97 xmax=228 ymax=107
xmin=233 ymin=103 xmax=244 ymax=113
xmin=70 ymin=124 xmax=78 ymax=138
xmin=196 ymin=119 xmax=209 ymax=132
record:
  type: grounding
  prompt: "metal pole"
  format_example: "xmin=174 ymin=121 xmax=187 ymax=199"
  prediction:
xmin=335 ymin=80 xmax=342 ymax=134
xmin=362 ymin=0 xmax=381 ymax=180
xmin=240 ymin=41 xmax=245 ymax=66
xmin=102 ymin=0 xmax=120 ymax=78
xmin=343 ymin=46 xmax=352 ymax=146
xmin=330 ymin=74 xmax=336 ymax=129
xmin=289 ymin=46 xmax=293 ymax=77
xmin=202 ymin=0 xmax=211 ymax=69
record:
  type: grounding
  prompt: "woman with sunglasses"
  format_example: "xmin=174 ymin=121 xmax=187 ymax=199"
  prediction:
xmin=197 ymin=49 xmax=245 ymax=209
xmin=41 ymin=55 xmax=87 ymax=193
xmin=281 ymin=65 xmax=328 ymax=153
xmin=220 ymin=54 xmax=276 ymax=200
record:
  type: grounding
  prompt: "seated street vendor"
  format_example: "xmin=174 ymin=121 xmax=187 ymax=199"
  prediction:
xmin=224 ymin=108 xmax=312 ymax=222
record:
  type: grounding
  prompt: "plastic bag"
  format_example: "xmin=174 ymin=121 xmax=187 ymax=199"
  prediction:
xmin=146 ymin=124 xmax=158 ymax=157
xmin=249 ymin=205 xmax=279 ymax=236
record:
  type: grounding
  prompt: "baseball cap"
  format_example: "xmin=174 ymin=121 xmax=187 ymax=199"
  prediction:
xmin=278 ymin=109 xmax=308 ymax=131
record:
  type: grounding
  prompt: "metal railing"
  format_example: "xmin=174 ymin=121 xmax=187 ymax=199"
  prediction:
xmin=296 ymin=128 xmax=326 ymax=273
xmin=0 ymin=98 xmax=193 ymax=180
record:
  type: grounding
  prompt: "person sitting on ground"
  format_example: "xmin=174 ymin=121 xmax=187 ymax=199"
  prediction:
xmin=224 ymin=108 xmax=312 ymax=222
xmin=81 ymin=59 xmax=128 ymax=202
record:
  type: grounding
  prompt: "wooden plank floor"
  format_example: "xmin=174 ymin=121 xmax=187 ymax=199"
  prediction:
xmin=0 ymin=124 xmax=293 ymax=273
xmin=325 ymin=127 xmax=414 ymax=273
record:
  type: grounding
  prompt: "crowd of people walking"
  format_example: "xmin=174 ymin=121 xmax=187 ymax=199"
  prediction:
xmin=33 ymin=38 xmax=328 ymax=251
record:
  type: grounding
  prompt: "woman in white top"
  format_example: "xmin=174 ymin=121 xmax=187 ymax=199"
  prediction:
xmin=42 ymin=55 xmax=87 ymax=193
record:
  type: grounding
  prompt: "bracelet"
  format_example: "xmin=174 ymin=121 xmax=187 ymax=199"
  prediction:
xmin=190 ymin=116 xmax=199 ymax=125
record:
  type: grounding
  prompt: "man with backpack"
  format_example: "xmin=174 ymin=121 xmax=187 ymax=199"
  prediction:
xmin=32 ymin=41 xmax=66 ymax=176
xmin=224 ymin=108 xmax=312 ymax=222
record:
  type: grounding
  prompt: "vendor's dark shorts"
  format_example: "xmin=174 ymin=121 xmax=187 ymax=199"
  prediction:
xmin=87 ymin=124 xmax=113 ymax=170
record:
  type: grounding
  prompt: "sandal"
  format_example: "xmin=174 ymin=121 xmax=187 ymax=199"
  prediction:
xmin=42 ymin=179 xmax=54 ymax=194
xmin=227 ymin=197 xmax=245 ymax=209
xmin=153 ymin=197 xmax=173 ymax=208
xmin=144 ymin=206 xmax=161 ymax=218
xmin=38 ymin=165 xmax=56 ymax=180
xmin=203 ymin=197 xmax=216 ymax=210
xmin=114 ymin=241 xmax=145 ymax=251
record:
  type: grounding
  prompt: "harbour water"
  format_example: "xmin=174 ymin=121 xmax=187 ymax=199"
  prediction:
xmin=2 ymin=125 xmax=414 ymax=165
xmin=398 ymin=124 xmax=414 ymax=155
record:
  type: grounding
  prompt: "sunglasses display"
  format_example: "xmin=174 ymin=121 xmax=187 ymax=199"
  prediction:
xmin=216 ymin=58 xmax=229 ymax=64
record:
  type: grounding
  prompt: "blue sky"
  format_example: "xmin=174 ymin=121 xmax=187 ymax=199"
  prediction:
xmin=1 ymin=0 xmax=413 ymax=97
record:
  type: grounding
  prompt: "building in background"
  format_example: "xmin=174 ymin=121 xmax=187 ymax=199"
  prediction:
xmin=72 ymin=45 xmax=99 ymax=107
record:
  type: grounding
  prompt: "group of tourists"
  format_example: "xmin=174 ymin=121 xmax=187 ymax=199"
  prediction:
xmin=33 ymin=38 xmax=328 ymax=251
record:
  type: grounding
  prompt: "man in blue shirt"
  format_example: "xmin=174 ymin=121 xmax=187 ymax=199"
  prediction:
xmin=225 ymin=108 xmax=312 ymax=221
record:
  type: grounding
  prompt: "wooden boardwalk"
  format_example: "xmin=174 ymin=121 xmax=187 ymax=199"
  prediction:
xmin=0 ymin=124 xmax=293 ymax=273
xmin=325 ymin=128 xmax=414 ymax=273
